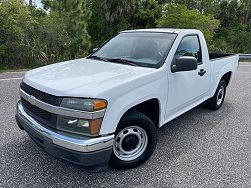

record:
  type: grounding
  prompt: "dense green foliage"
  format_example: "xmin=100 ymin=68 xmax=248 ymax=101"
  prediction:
xmin=156 ymin=4 xmax=220 ymax=45
xmin=0 ymin=0 xmax=251 ymax=69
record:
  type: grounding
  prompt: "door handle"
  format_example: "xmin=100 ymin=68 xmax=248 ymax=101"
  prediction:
xmin=198 ymin=69 xmax=206 ymax=76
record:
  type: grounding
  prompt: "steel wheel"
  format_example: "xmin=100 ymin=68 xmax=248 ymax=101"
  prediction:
xmin=205 ymin=80 xmax=227 ymax=110
xmin=113 ymin=126 xmax=148 ymax=161
xmin=216 ymin=85 xmax=225 ymax=106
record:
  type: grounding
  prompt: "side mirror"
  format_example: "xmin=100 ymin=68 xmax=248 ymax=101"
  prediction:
xmin=92 ymin=48 xmax=98 ymax=53
xmin=171 ymin=56 xmax=198 ymax=73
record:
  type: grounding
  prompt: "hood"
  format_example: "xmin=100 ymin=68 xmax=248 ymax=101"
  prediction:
xmin=23 ymin=58 xmax=155 ymax=97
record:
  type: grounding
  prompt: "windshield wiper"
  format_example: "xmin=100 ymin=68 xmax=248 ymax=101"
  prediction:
xmin=88 ymin=56 xmax=138 ymax=66
xmin=107 ymin=58 xmax=138 ymax=66
xmin=88 ymin=55 xmax=109 ymax=62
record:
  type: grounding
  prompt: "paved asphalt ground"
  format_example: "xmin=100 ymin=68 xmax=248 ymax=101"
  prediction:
xmin=0 ymin=63 xmax=250 ymax=188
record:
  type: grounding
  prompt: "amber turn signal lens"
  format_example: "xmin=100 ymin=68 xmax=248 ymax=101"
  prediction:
xmin=89 ymin=118 xmax=102 ymax=135
xmin=93 ymin=100 xmax=107 ymax=110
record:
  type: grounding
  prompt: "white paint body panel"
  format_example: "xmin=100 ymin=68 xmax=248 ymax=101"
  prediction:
xmin=23 ymin=29 xmax=239 ymax=135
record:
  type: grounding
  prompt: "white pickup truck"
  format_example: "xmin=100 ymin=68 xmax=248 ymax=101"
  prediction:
xmin=16 ymin=29 xmax=239 ymax=170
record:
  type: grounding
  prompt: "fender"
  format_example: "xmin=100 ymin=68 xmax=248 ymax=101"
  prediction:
xmin=99 ymin=78 xmax=167 ymax=135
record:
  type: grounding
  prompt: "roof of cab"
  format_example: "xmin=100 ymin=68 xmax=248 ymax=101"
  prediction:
xmin=121 ymin=28 xmax=200 ymax=34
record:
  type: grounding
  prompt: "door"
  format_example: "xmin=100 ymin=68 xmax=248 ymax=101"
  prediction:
xmin=166 ymin=35 xmax=210 ymax=116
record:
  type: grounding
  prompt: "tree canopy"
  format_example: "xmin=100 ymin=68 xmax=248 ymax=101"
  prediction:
xmin=156 ymin=3 xmax=219 ymax=44
xmin=0 ymin=0 xmax=250 ymax=70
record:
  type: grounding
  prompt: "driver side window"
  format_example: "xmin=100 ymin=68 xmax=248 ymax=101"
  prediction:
xmin=175 ymin=35 xmax=202 ymax=64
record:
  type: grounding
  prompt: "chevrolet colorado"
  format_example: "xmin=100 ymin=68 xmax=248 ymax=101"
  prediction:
xmin=16 ymin=29 xmax=239 ymax=170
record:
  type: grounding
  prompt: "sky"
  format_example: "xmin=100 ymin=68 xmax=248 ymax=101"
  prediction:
xmin=24 ymin=0 xmax=43 ymax=8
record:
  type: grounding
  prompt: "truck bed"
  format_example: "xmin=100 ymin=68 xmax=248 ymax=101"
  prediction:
xmin=209 ymin=53 xmax=235 ymax=60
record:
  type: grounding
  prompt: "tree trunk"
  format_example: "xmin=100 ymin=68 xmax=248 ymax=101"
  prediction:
xmin=244 ymin=0 xmax=251 ymax=24
xmin=29 ymin=0 xmax=32 ymax=6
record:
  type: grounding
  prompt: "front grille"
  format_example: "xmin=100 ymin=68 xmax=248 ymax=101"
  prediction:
xmin=20 ymin=82 xmax=60 ymax=105
xmin=21 ymin=97 xmax=51 ymax=121
xmin=20 ymin=82 xmax=60 ymax=129
xmin=21 ymin=97 xmax=57 ymax=129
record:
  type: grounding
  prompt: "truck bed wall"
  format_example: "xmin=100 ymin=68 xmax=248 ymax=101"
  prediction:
xmin=209 ymin=53 xmax=235 ymax=60
xmin=207 ymin=54 xmax=239 ymax=99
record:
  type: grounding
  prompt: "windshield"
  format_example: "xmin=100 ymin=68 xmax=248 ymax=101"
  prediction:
xmin=90 ymin=32 xmax=177 ymax=68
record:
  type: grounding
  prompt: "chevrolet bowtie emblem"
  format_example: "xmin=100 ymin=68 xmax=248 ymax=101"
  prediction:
xmin=28 ymin=95 xmax=36 ymax=106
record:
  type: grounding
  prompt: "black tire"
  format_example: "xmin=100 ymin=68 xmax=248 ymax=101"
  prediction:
xmin=205 ymin=80 xmax=227 ymax=110
xmin=109 ymin=111 xmax=157 ymax=169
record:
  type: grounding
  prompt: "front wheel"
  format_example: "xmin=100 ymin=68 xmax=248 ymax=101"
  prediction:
xmin=205 ymin=80 xmax=227 ymax=110
xmin=109 ymin=111 xmax=157 ymax=169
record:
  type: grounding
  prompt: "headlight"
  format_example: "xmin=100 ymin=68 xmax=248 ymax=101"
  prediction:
xmin=57 ymin=115 xmax=102 ymax=136
xmin=57 ymin=98 xmax=107 ymax=136
xmin=60 ymin=98 xmax=107 ymax=111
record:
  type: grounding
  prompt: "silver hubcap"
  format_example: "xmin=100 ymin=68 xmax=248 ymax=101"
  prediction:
xmin=217 ymin=86 xmax=225 ymax=106
xmin=113 ymin=126 xmax=148 ymax=161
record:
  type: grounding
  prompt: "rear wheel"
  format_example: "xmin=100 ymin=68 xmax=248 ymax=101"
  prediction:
xmin=205 ymin=80 xmax=226 ymax=110
xmin=109 ymin=111 xmax=157 ymax=169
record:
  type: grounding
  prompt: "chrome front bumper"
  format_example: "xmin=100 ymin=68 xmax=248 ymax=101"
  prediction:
xmin=16 ymin=101 xmax=114 ymax=153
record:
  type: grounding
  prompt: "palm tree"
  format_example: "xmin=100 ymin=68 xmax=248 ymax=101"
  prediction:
xmin=100 ymin=0 xmax=137 ymax=26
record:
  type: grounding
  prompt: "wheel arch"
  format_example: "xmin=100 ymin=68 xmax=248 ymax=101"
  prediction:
xmin=120 ymin=98 xmax=160 ymax=129
xmin=221 ymin=71 xmax=232 ymax=86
